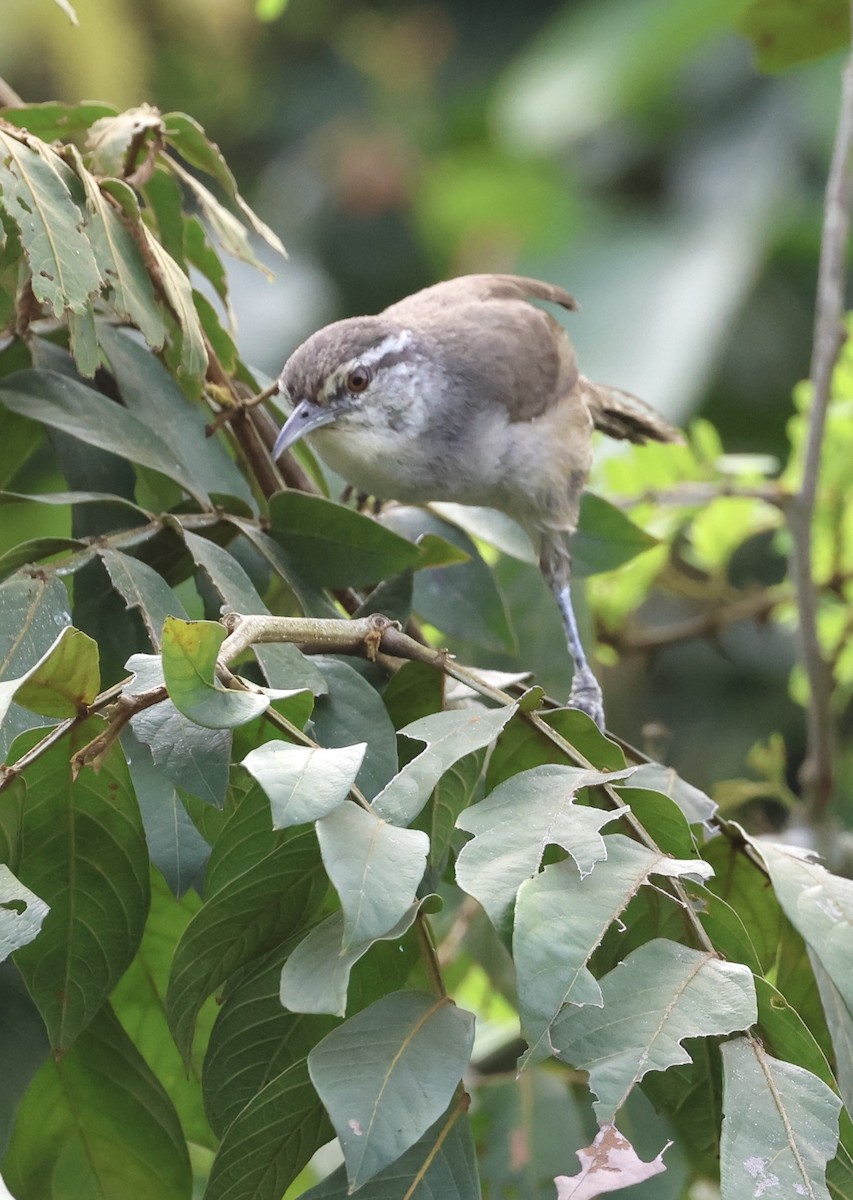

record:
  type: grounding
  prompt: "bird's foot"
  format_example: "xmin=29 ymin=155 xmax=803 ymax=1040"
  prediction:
xmin=568 ymin=668 xmax=605 ymax=731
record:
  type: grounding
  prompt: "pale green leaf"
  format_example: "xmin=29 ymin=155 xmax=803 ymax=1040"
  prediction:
xmin=0 ymin=130 xmax=102 ymax=319
xmin=179 ymin=528 xmax=325 ymax=694
xmin=161 ymin=617 xmax=269 ymax=729
xmin=515 ymin=835 xmax=713 ymax=1066
xmin=809 ymin=950 xmax=853 ymax=1117
xmin=138 ymin=223 xmax=208 ymax=381
xmin=0 ymin=866 xmax=49 ymax=962
xmin=629 ymin=762 xmax=717 ymax=824
xmin=720 ymin=1037 xmax=842 ymax=1200
xmin=279 ymin=905 xmax=420 ymax=1017
xmin=161 ymin=111 xmax=286 ymax=256
xmin=316 ymin=802 xmax=429 ymax=950
xmin=307 ymin=991 xmax=475 ymax=1191
xmin=455 ymin=764 xmax=634 ymax=926
xmin=127 ymin=652 xmax=232 ymax=808
xmin=64 ymin=151 xmax=167 ymax=350
xmin=0 ymin=625 xmax=98 ymax=728
xmin=310 ymin=657 xmax=397 ymax=800
xmin=301 ymin=1107 xmax=480 ymax=1200
xmin=551 ymin=939 xmax=757 ymax=1122
xmin=752 ymin=839 xmax=853 ymax=1016
xmin=372 ymin=702 xmax=518 ymax=826
xmin=0 ymin=573 xmax=71 ymax=760
xmin=242 ymin=739 xmax=366 ymax=827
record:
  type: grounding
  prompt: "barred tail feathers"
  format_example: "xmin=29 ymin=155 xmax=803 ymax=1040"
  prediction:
xmin=581 ymin=377 xmax=683 ymax=446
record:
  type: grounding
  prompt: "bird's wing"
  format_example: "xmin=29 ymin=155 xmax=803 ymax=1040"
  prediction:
xmin=383 ymin=274 xmax=579 ymax=423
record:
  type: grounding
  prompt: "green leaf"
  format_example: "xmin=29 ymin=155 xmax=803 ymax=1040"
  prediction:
xmin=0 ymin=535 xmax=87 ymax=581
xmin=720 ymin=1037 xmax=841 ymax=1200
xmin=0 ymin=102 xmax=117 ymax=140
xmin=0 ymin=573 xmax=71 ymax=759
xmin=307 ymin=991 xmax=475 ymax=1191
xmin=102 ymin=548 xmax=189 ymax=648
xmin=551 ymin=939 xmax=757 ymax=1122
xmin=738 ymin=0 xmax=849 ymax=71
xmin=161 ymin=111 xmax=286 ymax=256
xmin=310 ymin=656 xmax=399 ymax=800
xmin=455 ymin=763 xmax=634 ymax=926
xmin=429 ymin=749 xmax=486 ymax=869
xmin=6 ymin=719 xmax=150 ymax=1050
xmin=202 ymin=947 xmax=335 ymax=1138
xmin=127 ymin=653 xmax=233 ymax=807
xmin=316 ymin=803 xmax=429 ymax=951
xmin=301 ymin=1107 xmax=480 ymax=1200
xmin=165 ymin=782 xmax=327 ymax=1062
xmin=809 ymin=952 xmax=853 ymax=1116
xmin=229 ymin=516 xmax=340 ymax=619
xmin=170 ymin=158 xmax=272 ymax=277
xmin=629 ymin=762 xmax=717 ymax=824
xmin=572 ymin=491 xmax=658 ymax=576
xmin=381 ymin=659 xmax=445 ymax=731
xmin=269 ymin=491 xmax=421 ymax=588
xmin=123 ymin=729 xmax=210 ymax=896
xmin=515 ymin=836 xmax=713 ymax=1066
xmin=138 ymin=223 xmax=208 ymax=382
xmin=203 ymin=1059 xmax=332 ymax=1200
xmin=485 ymin=707 xmax=626 ymax=790
xmin=179 ymin=528 xmax=325 ymax=694
xmin=243 ymin=739 xmax=366 ymax=827
xmin=0 ymin=130 xmax=102 ymax=320
xmin=279 ymin=905 xmax=420 ymax=1017
xmin=97 ymin=325 xmax=254 ymax=508
xmin=111 ymin=870 xmax=216 ymax=1149
xmin=753 ymin=840 xmax=853 ymax=1018
xmin=0 ymin=369 xmax=210 ymax=505
xmin=2 ymin=1004 xmax=190 ymax=1200
xmin=161 ymin=617 xmax=269 ymax=729
xmin=372 ymin=702 xmax=518 ymax=826
xmin=0 ymin=962 xmax=51 ymax=1158
xmin=65 ymin=151 xmax=167 ymax=351
xmin=0 ymin=625 xmax=98 ymax=726
xmin=612 ymin=784 xmax=699 ymax=859
xmin=381 ymin=507 xmax=516 ymax=653
xmin=0 ymin=866 xmax=49 ymax=962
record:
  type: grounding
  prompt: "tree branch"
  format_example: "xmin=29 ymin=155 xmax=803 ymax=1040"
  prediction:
xmin=787 ymin=26 xmax=853 ymax=822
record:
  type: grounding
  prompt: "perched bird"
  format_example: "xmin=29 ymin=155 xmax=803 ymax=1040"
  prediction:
xmin=273 ymin=274 xmax=681 ymax=728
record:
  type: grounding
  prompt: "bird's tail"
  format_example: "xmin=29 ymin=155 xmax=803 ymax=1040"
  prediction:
xmin=581 ymin=377 xmax=683 ymax=446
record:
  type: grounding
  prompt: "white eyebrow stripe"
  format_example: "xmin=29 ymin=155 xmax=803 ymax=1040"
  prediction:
xmin=356 ymin=329 xmax=413 ymax=369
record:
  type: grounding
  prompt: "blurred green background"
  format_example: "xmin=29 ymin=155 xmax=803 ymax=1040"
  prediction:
xmin=1 ymin=0 xmax=848 ymax=805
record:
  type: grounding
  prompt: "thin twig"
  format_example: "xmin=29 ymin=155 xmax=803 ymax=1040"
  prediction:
xmin=600 ymin=585 xmax=787 ymax=654
xmin=787 ymin=27 xmax=853 ymax=822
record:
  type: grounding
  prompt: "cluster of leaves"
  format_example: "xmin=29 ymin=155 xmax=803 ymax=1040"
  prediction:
xmin=0 ymin=99 xmax=852 ymax=1200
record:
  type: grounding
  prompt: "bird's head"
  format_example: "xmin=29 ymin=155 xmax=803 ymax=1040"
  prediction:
xmin=272 ymin=317 xmax=420 ymax=460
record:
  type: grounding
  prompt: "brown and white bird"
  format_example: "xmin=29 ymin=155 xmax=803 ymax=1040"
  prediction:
xmin=273 ymin=274 xmax=681 ymax=729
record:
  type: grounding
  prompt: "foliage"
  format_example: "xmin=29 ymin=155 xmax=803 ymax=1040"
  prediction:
xmin=0 ymin=30 xmax=853 ymax=1200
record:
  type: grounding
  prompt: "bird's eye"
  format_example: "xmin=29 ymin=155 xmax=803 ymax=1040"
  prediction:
xmin=346 ymin=365 xmax=371 ymax=394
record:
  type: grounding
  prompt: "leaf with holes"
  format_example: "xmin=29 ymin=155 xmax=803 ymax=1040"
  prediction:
xmin=551 ymin=939 xmax=757 ymax=1122
xmin=455 ymin=764 xmax=634 ymax=926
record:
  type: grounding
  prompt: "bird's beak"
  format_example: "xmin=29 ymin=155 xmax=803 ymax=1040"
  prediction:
xmin=272 ymin=399 xmax=339 ymax=460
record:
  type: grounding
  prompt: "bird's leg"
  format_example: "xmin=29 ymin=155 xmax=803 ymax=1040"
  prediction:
xmin=539 ymin=536 xmax=605 ymax=730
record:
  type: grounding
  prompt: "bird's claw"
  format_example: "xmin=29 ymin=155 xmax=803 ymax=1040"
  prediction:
xmin=568 ymin=669 xmax=605 ymax=731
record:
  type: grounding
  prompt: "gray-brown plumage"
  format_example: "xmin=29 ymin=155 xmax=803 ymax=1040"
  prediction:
xmin=274 ymin=274 xmax=681 ymax=728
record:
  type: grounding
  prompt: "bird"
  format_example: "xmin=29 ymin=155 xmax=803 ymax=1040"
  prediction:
xmin=272 ymin=274 xmax=681 ymax=729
